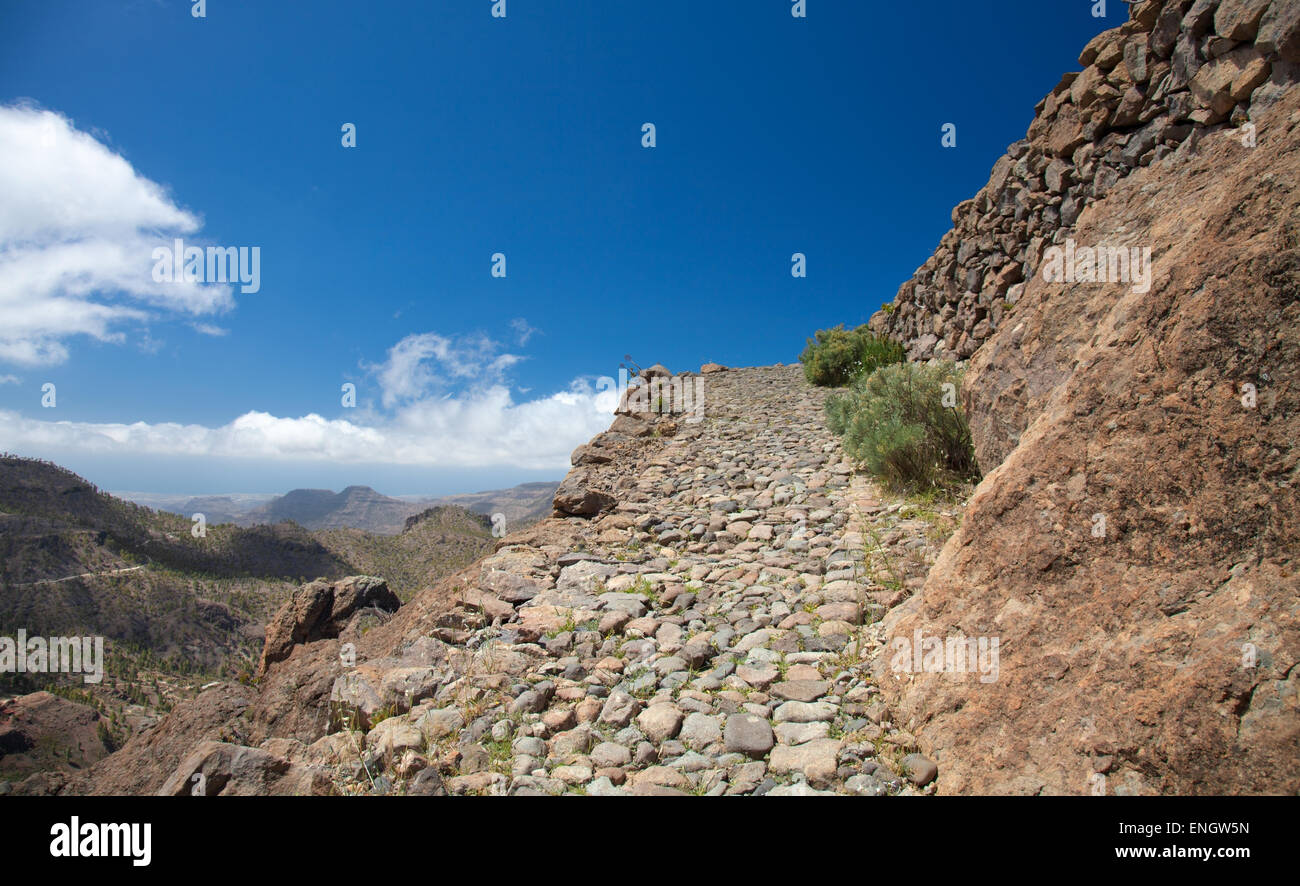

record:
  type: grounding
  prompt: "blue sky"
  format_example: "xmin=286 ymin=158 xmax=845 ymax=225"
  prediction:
xmin=0 ymin=0 xmax=1118 ymax=496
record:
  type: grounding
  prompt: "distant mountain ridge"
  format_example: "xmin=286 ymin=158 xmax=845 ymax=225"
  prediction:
xmin=242 ymin=486 xmax=418 ymax=535
xmin=0 ymin=455 xmax=354 ymax=699
xmin=126 ymin=480 xmax=562 ymax=535
xmin=423 ymin=481 xmax=560 ymax=530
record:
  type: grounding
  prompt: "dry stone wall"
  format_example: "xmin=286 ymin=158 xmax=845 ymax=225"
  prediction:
xmin=870 ymin=0 xmax=1299 ymax=361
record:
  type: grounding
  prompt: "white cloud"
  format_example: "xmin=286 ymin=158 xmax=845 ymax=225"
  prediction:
xmin=369 ymin=332 xmax=524 ymax=409
xmin=0 ymin=331 xmax=622 ymax=471
xmin=0 ymin=104 xmax=234 ymax=367
xmin=511 ymin=317 xmax=539 ymax=345
xmin=0 ymin=382 xmax=618 ymax=471
xmin=0 ymin=375 xmax=19 ymax=386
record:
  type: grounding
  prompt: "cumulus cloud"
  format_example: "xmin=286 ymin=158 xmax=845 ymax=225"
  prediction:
xmin=0 ymin=331 xmax=622 ymax=471
xmin=0 ymin=104 xmax=234 ymax=367
xmin=0 ymin=383 xmax=618 ymax=471
xmin=369 ymin=332 xmax=524 ymax=408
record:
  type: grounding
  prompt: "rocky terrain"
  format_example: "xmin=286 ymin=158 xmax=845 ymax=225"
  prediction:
xmin=6 ymin=0 xmax=1296 ymax=797
xmin=0 ymin=459 xmax=498 ymax=780
xmin=51 ymin=366 xmax=962 ymax=796
xmin=867 ymin=0 xmax=1299 ymax=795
xmin=878 ymin=66 xmax=1300 ymax=795
xmin=0 ymin=692 xmax=112 ymax=787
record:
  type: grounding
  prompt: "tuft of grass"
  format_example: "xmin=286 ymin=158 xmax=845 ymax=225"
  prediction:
xmin=863 ymin=527 xmax=905 ymax=595
xmin=368 ymin=703 xmax=398 ymax=728
xmin=627 ymin=576 xmax=659 ymax=606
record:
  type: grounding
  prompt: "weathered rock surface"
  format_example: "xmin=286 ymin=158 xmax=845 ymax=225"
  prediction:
xmin=71 ymin=367 xmax=950 ymax=796
xmin=0 ymin=692 xmax=110 ymax=788
xmin=158 ymin=740 xmax=332 ymax=796
xmin=876 ymin=82 xmax=1300 ymax=795
xmin=75 ymin=684 xmax=257 ymax=796
xmin=257 ymin=576 xmax=400 ymax=678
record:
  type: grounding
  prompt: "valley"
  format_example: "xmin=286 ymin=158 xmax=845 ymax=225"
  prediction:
xmin=0 ymin=456 xmax=546 ymax=782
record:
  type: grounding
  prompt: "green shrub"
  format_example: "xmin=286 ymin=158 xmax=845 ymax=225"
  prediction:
xmin=799 ymin=325 xmax=905 ymax=387
xmin=826 ymin=362 xmax=980 ymax=492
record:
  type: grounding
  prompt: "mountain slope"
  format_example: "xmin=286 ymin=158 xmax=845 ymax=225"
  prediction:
xmin=0 ymin=457 xmax=356 ymax=687
xmin=243 ymin=486 xmax=421 ymax=535
xmin=311 ymin=506 xmax=496 ymax=600
xmin=0 ymin=458 xmax=497 ymax=764
xmin=421 ymin=481 xmax=560 ymax=529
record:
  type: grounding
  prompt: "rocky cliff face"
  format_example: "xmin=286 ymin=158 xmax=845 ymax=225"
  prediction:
xmin=870 ymin=0 xmax=1299 ymax=362
xmin=873 ymin=32 xmax=1300 ymax=793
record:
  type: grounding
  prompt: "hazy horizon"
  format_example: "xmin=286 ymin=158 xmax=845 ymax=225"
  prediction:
xmin=109 ymin=476 xmax=563 ymax=505
xmin=29 ymin=452 xmax=564 ymax=501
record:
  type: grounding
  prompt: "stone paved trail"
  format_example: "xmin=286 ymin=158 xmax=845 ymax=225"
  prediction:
xmin=324 ymin=366 xmax=961 ymax=796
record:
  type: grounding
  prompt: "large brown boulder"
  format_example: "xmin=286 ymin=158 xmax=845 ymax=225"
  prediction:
xmin=876 ymin=88 xmax=1300 ymax=795
xmin=157 ymin=740 xmax=333 ymax=796
xmin=257 ymin=576 xmax=400 ymax=678
xmin=552 ymin=471 xmax=617 ymax=518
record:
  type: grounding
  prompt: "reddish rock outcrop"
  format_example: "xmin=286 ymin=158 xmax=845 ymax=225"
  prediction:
xmin=0 ymin=692 xmax=110 ymax=786
xmin=256 ymin=575 xmax=400 ymax=678
xmin=875 ymin=82 xmax=1300 ymax=795
xmin=158 ymin=740 xmax=334 ymax=796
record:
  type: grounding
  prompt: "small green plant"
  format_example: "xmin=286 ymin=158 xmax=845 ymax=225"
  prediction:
xmin=484 ymin=737 xmax=513 ymax=773
xmin=864 ymin=527 xmax=905 ymax=595
xmin=799 ymin=325 xmax=905 ymax=388
xmin=827 ymin=361 xmax=979 ymax=492
xmin=689 ymin=779 xmax=714 ymax=797
xmin=368 ymin=704 xmax=398 ymax=728
xmin=628 ymin=576 xmax=659 ymax=606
